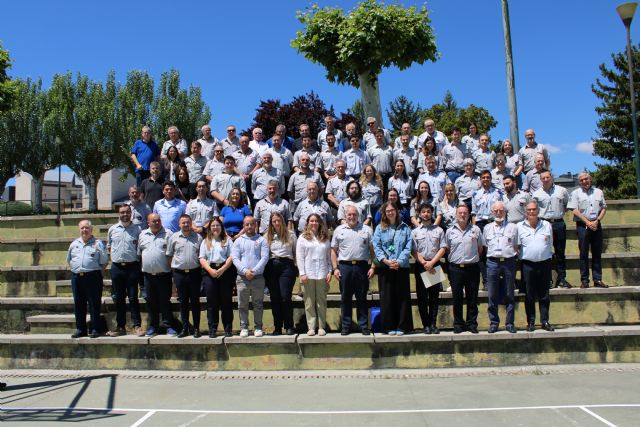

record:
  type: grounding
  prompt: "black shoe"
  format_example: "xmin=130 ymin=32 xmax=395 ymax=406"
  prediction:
xmin=527 ymin=323 xmax=535 ymax=332
xmin=361 ymin=328 xmax=371 ymax=336
xmin=209 ymin=330 xmax=217 ymax=338
xmin=468 ymin=326 xmax=479 ymax=334
xmin=224 ymin=330 xmax=233 ymax=338
xmin=71 ymin=330 xmax=87 ymax=339
xmin=556 ymin=280 xmax=573 ymax=289
xmin=594 ymin=280 xmax=609 ymax=288
xmin=177 ymin=329 xmax=189 ymax=338
xmin=430 ymin=325 xmax=440 ymax=335
xmin=89 ymin=330 xmax=100 ymax=339
xmin=0 ymin=381 xmax=6 ymax=391
xmin=506 ymin=324 xmax=517 ymax=333
xmin=580 ymin=281 xmax=590 ymax=289
xmin=286 ymin=328 xmax=295 ymax=336
xmin=453 ymin=326 xmax=463 ymax=334
xmin=542 ymin=322 xmax=555 ymax=332
xmin=424 ymin=327 xmax=432 ymax=335
xmin=272 ymin=328 xmax=282 ymax=336
xmin=341 ymin=329 xmax=350 ymax=336
xmin=488 ymin=324 xmax=499 ymax=334
xmin=193 ymin=329 xmax=201 ymax=338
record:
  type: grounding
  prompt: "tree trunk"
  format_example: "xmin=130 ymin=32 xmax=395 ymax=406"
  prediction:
xmin=86 ymin=175 xmax=99 ymax=213
xmin=358 ymin=72 xmax=384 ymax=128
xmin=33 ymin=172 xmax=44 ymax=214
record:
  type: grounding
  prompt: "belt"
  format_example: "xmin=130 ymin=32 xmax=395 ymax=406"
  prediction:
xmin=545 ymin=218 xmax=564 ymax=223
xmin=271 ymin=257 xmax=294 ymax=261
xmin=174 ymin=268 xmax=199 ymax=273
xmin=114 ymin=261 xmax=138 ymax=267
xmin=475 ymin=219 xmax=491 ymax=224
xmin=73 ymin=270 xmax=100 ymax=277
xmin=488 ymin=256 xmax=516 ymax=263
xmin=339 ymin=260 xmax=369 ymax=266
xmin=146 ymin=272 xmax=171 ymax=276
xmin=449 ymin=263 xmax=477 ymax=268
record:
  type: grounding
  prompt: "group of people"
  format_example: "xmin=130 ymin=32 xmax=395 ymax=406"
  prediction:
xmin=66 ymin=118 xmax=608 ymax=338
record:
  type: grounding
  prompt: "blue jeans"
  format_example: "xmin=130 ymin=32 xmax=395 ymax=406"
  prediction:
xmin=486 ymin=257 xmax=516 ymax=326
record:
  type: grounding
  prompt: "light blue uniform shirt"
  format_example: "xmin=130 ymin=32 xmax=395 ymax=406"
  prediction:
xmin=415 ymin=170 xmax=448 ymax=202
xmin=455 ymin=174 xmax=480 ymax=201
xmin=483 ymin=221 xmax=518 ymax=258
xmin=517 ymin=219 xmax=553 ymax=262
xmin=373 ymin=223 xmax=413 ymax=268
xmin=67 ymin=236 xmax=108 ymax=273
xmin=153 ymin=198 xmax=187 ymax=232
xmin=107 ymin=222 xmax=141 ymax=263
xmin=187 ymin=197 xmax=216 ymax=228
xmin=126 ymin=201 xmax=151 ymax=229
xmin=166 ymin=231 xmax=202 ymax=270
xmin=532 ymin=185 xmax=569 ymax=220
xmin=443 ymin=223 xmax=486 ymax=264
xmin=472 ymin=186 xmax=504 ymax=221
xmin=137 ymin=228 xmax=172 ymax=274
xmin=199 ymin=238 xmax=234 ymax=264
xmin=567 ymin=186 xmax=606 ymax=221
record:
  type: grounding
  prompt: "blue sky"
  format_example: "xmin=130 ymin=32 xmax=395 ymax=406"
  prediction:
xmin=2 ymin=0 xmax=638 ymax=178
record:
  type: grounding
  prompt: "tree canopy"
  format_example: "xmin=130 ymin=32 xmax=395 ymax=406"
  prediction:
xmin=591 ymin=44 xmax=640 ymax=199
xmin=0 ymin=42 xmax=15 ymax=113
xmin=386 ymin=95 xmax=422 ymax=136
xmin=418 ymin=91 xmax=497 ymax=137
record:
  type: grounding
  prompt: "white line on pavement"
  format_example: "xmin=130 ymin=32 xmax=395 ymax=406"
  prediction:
xmin=579 ymin=407 xmax=618 ymax=427
xmin=130 ymin=410 xmax=156 ymax=427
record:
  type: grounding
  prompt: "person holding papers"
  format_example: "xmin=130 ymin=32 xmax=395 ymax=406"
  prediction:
xmin=373 ymin=201 xmax=413 ymax=335
xmin=483 ymin=201 xmax=519 ymax=333
xmin=411 ymin=203 xmax=447 ymax=334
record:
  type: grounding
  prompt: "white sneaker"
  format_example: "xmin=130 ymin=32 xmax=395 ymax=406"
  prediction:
xmin=239 ymin=329 xmax=249 ymax=337
xmin=318 ymin=328 xmax=326 ymax=336
xmin=307 ymin=329 xmax=316 ymax=336
xmin=254 ymin=329 xmax=263 ymax=337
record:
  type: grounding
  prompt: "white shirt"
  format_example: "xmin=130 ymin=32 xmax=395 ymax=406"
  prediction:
xmin=296 ymin=236 xmax=332 ymax=280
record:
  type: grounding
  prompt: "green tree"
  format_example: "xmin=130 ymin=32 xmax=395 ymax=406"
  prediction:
xmin=1 ymin=78 xmax=58 ymax=213
xmin=420 ymin=91 xmax=497 ymax=138
xmin=591 ymin=45 xmax=640 ymax=199
xmin=118 ymin=70 xmax=155 ymax=153
xmin=349 ymin=99 xmax=367 ymax=134
xmin=152 ymin=69 xmax=211 ymax=146
xmin=386 ymin=95 xmax=422 ymax=136
xmin=292 ymin=0 xmax=438 ymax=128
xmin=0 ymin=42 xmax=15 ymax=113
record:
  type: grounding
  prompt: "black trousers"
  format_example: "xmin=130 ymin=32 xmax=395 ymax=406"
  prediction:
xmin=144 ymin=272 xmax=174 ymax=330
xmin=414 ymin=262 xmax=442 ymax=328
xmin=173 ymin=268 xmax=202 ymax=330
xmin=378 ymin=266 xmax=413 ymax=332
xmin=550 ymin=220 xmax=567 ymax=282
xmin=577 ymin=222 xmax=603 ymax=283
xmin=71 ymin=270 xmax=103 ymax=333
xmin=448 ymin=263 xmax=480 ymax=329
xmin=339 ymin=262 xmax=369 ymax=330
xmin=265 ymin=258 xmax=297 ymax=330
xmin=203 ymin=264 xmax=236 ymax=332
xmin=111 ymin=262 xmax=141 ymax=328
xmin=475 ymin=220 xmax=490 ymax=286
xmin=521 ymin=259 xmax=551 ymax=324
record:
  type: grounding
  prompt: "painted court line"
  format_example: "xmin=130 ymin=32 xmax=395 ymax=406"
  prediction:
xmin=1 ymin=403 xmax=639 ymax=416
xmin=130 ymin=410 xmax=155 ymax=427
xmin=579 ymin=406 xmax=618 ymax=427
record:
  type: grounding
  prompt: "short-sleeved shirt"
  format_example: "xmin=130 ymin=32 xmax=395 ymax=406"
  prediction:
xmin=220 ymin=204 xmax=252 ymax=234
xmin=218 ymin=136 xmax=239 ymax=157
xmin=166 ymin=231 xmax=202 ymax=269
xmin=331 ymin=223 xmax=373 ymax=261
xmin=326 ymin=175 xmax=353 ymax=203
xmin=131 ymin=139 xmax=160 ymax=171
xmin=472 ymin=186 xmax=504 ymax=221
xmin=126 ymin=201 xmax=152 ymax=229
xmin=363 ymin=129 xmax=392 ymax=150
xmin=153 ymin=198 xmax=187 ymax=233
xmin=502 ymin=190 xmax=530 ymax=224
xmin=318 ymin=128 xmax=344 ymax=152
xmin=294 ymin=198 xmax=333 ymax=232
xmin=505 ymin=153 xmax=522 ymax=175
xmin=293 ymin=148 xmax=320 ymax=171
xmin=483 ymin=221 xmax=518 ymax=258
xmin=254 ymin=197 xmax=291 ymax=234
xmin=318 ymin=149 xmax=343 ymax=176
xmin=418 ymin=130 xmax=449 ymax=152
xmin=184 ymin=155 xmax=208 ymax=183
xmin=269 ymin=233 xmax=297 ymax=259
xmin=107 ymin=222 xmax=141 ymax=263
xmin=441 ymin=142 xmax=469 ymax=172
xmin=443 ymin=223 xmax=486 ymax=264
xmin=198 ymin=136 xmax=221 ymax=160
xmin=361 ymin=181 xmax=383 ymax=209
xmin=203 ymin=158 xmax=225 ymax=178
xmin=267 ymin=146 xmax=294 ymax=178
xmin=337 ymin=197 xmax=371 ymax=223
xmin=187 ymin=197 xmax=216 ymax=227
xmin=344 ymin=149 xmax=371 ymax=177
xmin=67 ymin=236 xmax=108 ymax=273
xmin=438 ymin=200 xmax=457 ymax=229
xmin=518 ymin=142 xmax=549 ymax=173
xmin=251 ymin=167 xmax=285 ymax=200
xmin=287 ymin=170 xmax=324 ymax=203
xmin=472 ymin=149 xmax=496 ymax=174
xmin=455 ymin=174 xmax=481 ymax=201
xmin=161 ymin=139 xmax=188 ymax=158
xmin=415 ymin=171 xmax=448 ymax=202
xmin=211 ymin=172 xmax=246 ymax=200
xmin=532 ymin=185 xmax=569 ymax=220
xmin=393 ymin=136 xmax=419 ymax=150
xmin=137 ymin=228 xmax=172 ymax=274
xmin=393 ymin=147 xmax=418 ymax=176
xmin=233 ymin=149 xmax=260 ymax=175
xmin=367 ymin=145 xmax=394 ymax=175
xmin=411 ymin=224 xmax=446 ymax=260
xmin=199 ymin=238 xmax=234 ymax=264
xmin=523 ymin=169 xmax=543 ymax=193
xmin=567 ymin=186 xmax=607 ymax=221
xmin=491 ymin=168 xmax=508 ymax=190
xmin=517 ymin=219 xmax=553 ymax=262
xmin=388 ymin=176 xmax=414 ymax=205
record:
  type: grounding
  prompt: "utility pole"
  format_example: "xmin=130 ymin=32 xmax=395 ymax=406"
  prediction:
xmin=501 ymin=0 xmax=520 ymax=152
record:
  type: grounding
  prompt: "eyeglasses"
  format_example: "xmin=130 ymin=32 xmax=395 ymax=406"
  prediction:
xmin=368 ymin=122 xmax=376 ymax=126
xmin=227 ymin=129 xmax=236 ymax=132
xmin=214 ymin=150 xmax=224 ymax=154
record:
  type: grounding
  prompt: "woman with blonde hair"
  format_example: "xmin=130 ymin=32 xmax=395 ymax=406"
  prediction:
xmin=199 ymin=217 xmax=235 ymax=338
xmin=265 ymin=212 xmax=297 ymax=335
xmin=359 ymin=164 xmax=384 ymax=218
xmin=296 ymin=213 xmax=332 ymax=336
xmin=439 ymin=183 xmax=459 ymax=230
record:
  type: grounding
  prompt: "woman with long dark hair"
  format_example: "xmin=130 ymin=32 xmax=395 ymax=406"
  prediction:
xmin=199 ymin=217 xmax=235 ymax=337
xmin=374 ymin=188 xmax=411 ymax=226
xmin=410 ymin=181 xmax=441 ymax=228
xmin=388 ymin=159 xmax=414 ymax=209
xmin=163 ymin=145 xmax=186 ymax=183
xmin=175 ymin=166 xmax=196 ymax=202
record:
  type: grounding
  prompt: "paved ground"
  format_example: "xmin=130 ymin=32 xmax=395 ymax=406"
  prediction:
xmin=1 ymin=364 xmax=639 ymax=426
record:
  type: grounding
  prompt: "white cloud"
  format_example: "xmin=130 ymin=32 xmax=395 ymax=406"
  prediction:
xmin=545 ymin=144 xmax=561 ymax=153
xmin=575 ymin=141 xmax=594 ymax=154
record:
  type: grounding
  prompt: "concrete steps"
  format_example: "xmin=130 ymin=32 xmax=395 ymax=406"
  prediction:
xmin=0 ymin=325 xmax=638 ymax=370
xmin=26 ymin=314 xmax=107 ymax=334
xmin=2 ymin=287 xmax=637 ymax=335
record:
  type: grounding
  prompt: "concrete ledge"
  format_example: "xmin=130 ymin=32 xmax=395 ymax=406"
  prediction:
xmin=1 ymin=326 xmax=638 ymax=370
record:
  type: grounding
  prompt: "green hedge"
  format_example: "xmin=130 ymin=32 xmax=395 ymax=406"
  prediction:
xmin=0 ymin=201 xmax=52 ymax=216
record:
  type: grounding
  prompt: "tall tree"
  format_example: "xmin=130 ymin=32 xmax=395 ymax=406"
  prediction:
xmin=118 ymin=69 xmax=155 ymax=154
xmin=420 ymin=91 xmax=497 ymax=137
xmin=152 ymin=69 xmax=211 ymax=145
xmin=0 ymin=42 xmax=15 ymax=113
xmin=2 ymin=78 xmax=58 ymax=213
xmin=348 ymin=99 xmax=367 ymax=135
xmin=591 ymin=45 xmax=640 ymax=198
xmin=387 ymin=95 xmax=422 ymax=136
xmin=292 ymin=0 xmax=438 ymax=127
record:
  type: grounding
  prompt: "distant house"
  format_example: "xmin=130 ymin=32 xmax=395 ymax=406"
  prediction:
xmin=15 ymin=167 xmax=135 ymax=211
xmin=555 ymin=172 xmax=580 ymax=193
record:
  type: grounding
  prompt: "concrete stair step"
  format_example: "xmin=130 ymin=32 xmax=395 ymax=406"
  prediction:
xmin=26 ymin=313 xmax=106 ymax=333
xmin=1 ymin=325 xmax=639 ymax=371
